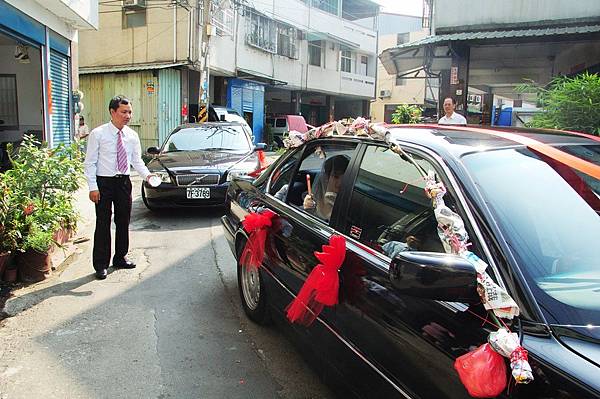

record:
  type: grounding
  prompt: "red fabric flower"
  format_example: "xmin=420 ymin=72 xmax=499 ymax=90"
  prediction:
xmin=286 ymin=235 xmax=346 ymax=326
xmin=240 ymin=209 xmax=277 ymax=271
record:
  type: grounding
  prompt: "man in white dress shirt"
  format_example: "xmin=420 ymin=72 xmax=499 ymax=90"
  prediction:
xmin=84 ymin=95 xmax=155 ymax=280
xmin=438 ymin=97 xmax=467 ymax=125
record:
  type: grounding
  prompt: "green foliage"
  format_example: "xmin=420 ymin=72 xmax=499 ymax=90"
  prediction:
xmin=0 ymin=177 xmax=23 ymax=253
xmin=391 ymin=104 xmax=423 ymax=124
xmin=22 ymin=223 xmax=54 ymax=253
xmin=1 ymin=135 xmax=84 ymax=253
xmin=516 ymin=73 xmax=600 ymax=135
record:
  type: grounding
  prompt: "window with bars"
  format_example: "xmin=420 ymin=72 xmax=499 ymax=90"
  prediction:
xmin=246 ymin=10 xmax=277 ymax=53
xmin=341 ymin=50 xmax=353 ymax=73
xmin=309 ymin=40 xmax=322 ymax=67
xmin=0 ymin=75 xmax=18 ymax=130
xmin=212 ymin=4 xmax=234 ymax=36
xmin=277 ymin=24 xmax=298 ymax=59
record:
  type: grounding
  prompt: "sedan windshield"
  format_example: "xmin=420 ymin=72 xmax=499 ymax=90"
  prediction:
xmin=463 ymin=145 xmax=600 ymax=328
xmin=163 ymin=125 xmax=251 ymax=152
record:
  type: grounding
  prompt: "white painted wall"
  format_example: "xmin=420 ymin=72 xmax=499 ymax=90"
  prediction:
xmin=0 ymin=45 xmax=44 ymax=141
xmin=209 ymin=3 xmax=377 ymax=99
xmin=436 ymin=0 xmax=600 ymax=31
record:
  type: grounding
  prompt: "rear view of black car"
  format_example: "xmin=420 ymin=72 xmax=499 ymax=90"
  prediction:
xmin=142 ymin=122 xmax=265 ymax=209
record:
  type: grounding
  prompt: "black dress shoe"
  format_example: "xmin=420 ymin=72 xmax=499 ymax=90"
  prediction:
xmin=95 ymin=269 xmax=108 ymax=279
xmin=113 ymin=260 xmax=136 ymax=269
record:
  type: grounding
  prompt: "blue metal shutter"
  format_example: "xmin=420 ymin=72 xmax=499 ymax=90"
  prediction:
xmin=50 ymin=50 xmax=71 ymax=147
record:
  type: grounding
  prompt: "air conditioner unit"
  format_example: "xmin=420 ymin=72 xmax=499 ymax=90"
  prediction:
xmin=123 ymin=0 xmax=146 ymax=9
xmin=379 ymin=90 xmax=391 ymax=98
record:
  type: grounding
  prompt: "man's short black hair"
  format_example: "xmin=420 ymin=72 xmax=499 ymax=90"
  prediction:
xmin=109 ymin=95 xmax=130 ymax=111
xmin=443 ymin=97 xmax=457 ymax=105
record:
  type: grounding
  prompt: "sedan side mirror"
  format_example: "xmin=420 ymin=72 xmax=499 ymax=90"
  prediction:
xmin=254 ymin=143 xmax=267 ymax=151
xmin=389 ymin=251 xmax=479 ymax=304
xmin=147 ymin=146 xmax=160 ymax=155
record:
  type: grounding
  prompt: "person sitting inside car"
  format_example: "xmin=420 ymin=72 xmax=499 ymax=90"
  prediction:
xmin=303 ymin=154 xmax=350 ymax=221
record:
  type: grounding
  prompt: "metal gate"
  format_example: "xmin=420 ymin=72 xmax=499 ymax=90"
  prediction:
xmin=158 ymin=69 xmax=181 ymax=146
xmin=50 ymin=50 xmax=71 ymax=147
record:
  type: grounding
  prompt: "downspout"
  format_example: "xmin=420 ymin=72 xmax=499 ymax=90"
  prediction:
xmin=173 ymin=1 xmax=177 ymax=62
xmin=188 ymin=3 xmax=192 ymax=63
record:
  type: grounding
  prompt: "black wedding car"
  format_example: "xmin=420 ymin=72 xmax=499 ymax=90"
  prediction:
xmin=142 ymin=122 xmax=265 ymax=209
xmin=222 ymin=125 xmax=600 ymax=398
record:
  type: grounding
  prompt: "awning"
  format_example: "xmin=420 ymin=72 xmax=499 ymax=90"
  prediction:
xmin=380 ymin=24 xmax=600 ymax=75
xmin=308 ymin=32 xmax=360 ymax=50
xmin=79 ymin=62 xmax=190 ymax=74
xmin=236 ymin=68 xmax=287 ymax=86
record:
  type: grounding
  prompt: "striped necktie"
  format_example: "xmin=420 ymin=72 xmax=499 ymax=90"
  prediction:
xmin=116 ymin=130 xmax=128 ymax=174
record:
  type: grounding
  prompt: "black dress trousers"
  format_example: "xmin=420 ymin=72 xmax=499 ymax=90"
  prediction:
xmin=93 ymin=175 xmax=132 ymax=270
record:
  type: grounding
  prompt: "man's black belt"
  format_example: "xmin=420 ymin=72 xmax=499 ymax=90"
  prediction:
xmin=98 ymin=174 xmax=130 ymax=179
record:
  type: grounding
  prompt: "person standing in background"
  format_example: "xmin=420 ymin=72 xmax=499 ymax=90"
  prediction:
xmin=84 ymin=95 xmax=155 ymax=280
xmin=438 ymin=97 xmax=467 ymax=125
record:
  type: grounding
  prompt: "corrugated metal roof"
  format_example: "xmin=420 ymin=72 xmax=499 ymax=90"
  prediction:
xmin=391 ymin=24 xmax=600 ymax=51
xmin=79 ymin=62 xmax=189 ymax=75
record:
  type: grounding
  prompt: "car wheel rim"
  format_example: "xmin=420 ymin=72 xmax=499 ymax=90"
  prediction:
xmin=241 ymin=261 xmax=261 ymax=310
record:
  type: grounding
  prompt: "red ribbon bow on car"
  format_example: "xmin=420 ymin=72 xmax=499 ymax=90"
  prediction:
xmin=286 ymin=235 xmax=346 ymax=326
xmin=241 ymin=209 xmax=277 ymax=271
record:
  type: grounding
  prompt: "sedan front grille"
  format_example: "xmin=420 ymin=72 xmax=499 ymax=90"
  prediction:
xmin=175 ymin=173 xmax=220 ymax=186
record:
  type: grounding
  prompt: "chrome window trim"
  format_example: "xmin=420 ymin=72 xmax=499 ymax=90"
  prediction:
xmin=389 ymin=141 xmax=506 ymax=290
xmin=264 ymin=140 xmax=505 ymax=289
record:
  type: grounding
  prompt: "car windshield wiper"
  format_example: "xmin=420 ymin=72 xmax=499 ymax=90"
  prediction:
xmin=201 ymin=147 xmax=240 ymax=151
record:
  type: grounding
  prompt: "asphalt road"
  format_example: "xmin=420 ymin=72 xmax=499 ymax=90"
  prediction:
xmin=0 ymin=178 xmax=333 ymax=399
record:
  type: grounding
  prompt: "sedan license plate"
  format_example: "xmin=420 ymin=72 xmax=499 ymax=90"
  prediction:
xmin=186 ymin=187 xmax=210 ymax=199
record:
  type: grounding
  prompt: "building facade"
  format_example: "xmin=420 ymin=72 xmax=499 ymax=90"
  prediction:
xmin=0 ymin=0 xmax=98 ymax=148
xmin=367 ymin=13 xmax=433 ymax=123
xmin=380 ymin=0 xmax=600 ymax=125
xmin=210 ymin=0 xmax=378 ymax=139
xmin=78 ymin=0 xmax=379 ymax=147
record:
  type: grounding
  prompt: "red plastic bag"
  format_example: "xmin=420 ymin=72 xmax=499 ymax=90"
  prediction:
xmin=454 ymin=343 xmax=507 ymax=398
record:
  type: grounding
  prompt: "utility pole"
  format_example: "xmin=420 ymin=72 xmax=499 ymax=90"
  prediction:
xmin=198 ymin=0 xmax=212 ymax=122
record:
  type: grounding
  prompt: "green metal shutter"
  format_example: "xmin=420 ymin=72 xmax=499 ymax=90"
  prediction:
xmin=158 ymin=69 xmax=181 ymax=146
xmin=50 ymin=50 xmax=71 ymax=147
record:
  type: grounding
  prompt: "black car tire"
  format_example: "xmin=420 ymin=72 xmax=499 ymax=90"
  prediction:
xmin=237 ymin=237 xmax=271 ymax=325
xmin=141 ymin=185 xmax=157 ymax=212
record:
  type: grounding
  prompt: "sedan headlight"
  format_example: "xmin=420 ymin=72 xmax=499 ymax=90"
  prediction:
xmin=155 ymin=170 xmax=172 ymax=183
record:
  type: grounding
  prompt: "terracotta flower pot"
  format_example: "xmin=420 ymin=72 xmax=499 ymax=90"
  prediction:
xmin=0 ymin=251 xmax=15 ymax=281
xmin=16 ymin=249 xmax=52 ymax=283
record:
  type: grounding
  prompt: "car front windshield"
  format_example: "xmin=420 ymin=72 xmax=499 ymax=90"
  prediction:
xmin=463 ymin=145 xmax=600 ymax=328
xmin=163 ymin=125 xmax=250 ymax=152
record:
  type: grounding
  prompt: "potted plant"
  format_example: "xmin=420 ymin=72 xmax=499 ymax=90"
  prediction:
xmin=0 ymin=176 xmax=23 ymax=279
xmin=16 ymin=222 xmax=55 ymax=282
xmin=3 ymin=135 xmax=83 ymax=282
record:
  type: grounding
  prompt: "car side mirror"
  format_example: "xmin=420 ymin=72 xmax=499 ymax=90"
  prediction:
xmin=147 ymin=146 xmax=160 ymax=155
xmin=254 ymin=143 xmax=267 ymax=151
xmin=389 ymin=251 xmax=479 ymax=304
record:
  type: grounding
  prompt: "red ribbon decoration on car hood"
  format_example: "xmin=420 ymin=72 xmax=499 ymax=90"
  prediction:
xmin=241 ymin=209 xmax=277 ymax=271
xmin=286 ymin=235 xmax=346 ymax=326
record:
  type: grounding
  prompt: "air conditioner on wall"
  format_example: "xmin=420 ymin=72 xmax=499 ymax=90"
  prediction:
xmin=379 ymin=90 xmax=391 ymax=98
xmin=123 ymin=0 xmax=146 ymax=9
